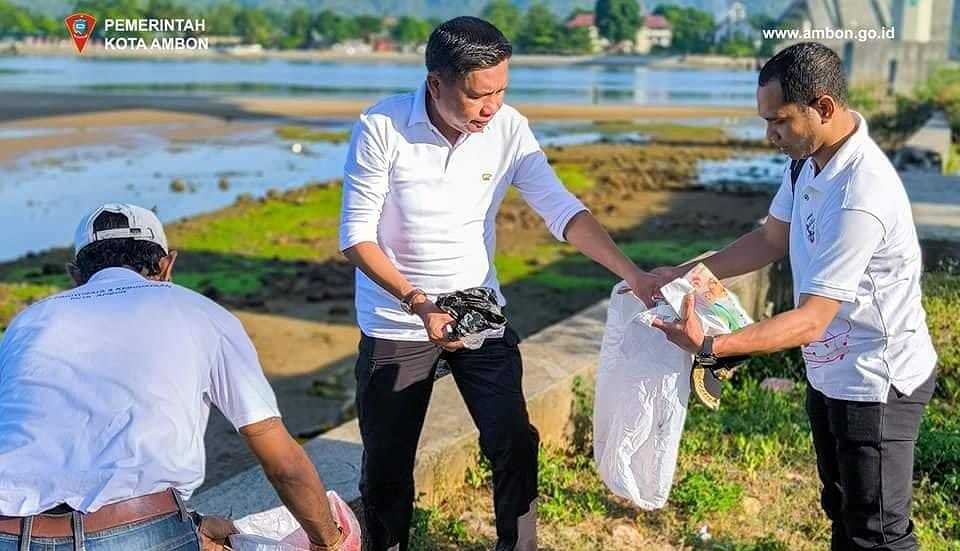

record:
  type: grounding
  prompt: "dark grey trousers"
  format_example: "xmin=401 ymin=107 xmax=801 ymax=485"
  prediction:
xmin=806 ymin=371 xmax=936 ymax=550
xmin=354 ymin=327 xmax=539 ymax=551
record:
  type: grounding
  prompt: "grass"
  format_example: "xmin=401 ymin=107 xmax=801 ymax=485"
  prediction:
xmin=0 ymin=132 xmax=956 ymax=547
xmin=0 ymin=182 xmax=346 ymax=333
xmin=410 ymin=271 xmax=960 ymax=550
xmin=552 ymin=163 xmax=595 ymax=194
xmin=170 ymin=185 xmax=343 ymax=260
xmin=275 ymin=126 xmax=351 ymax=144
xmin=594 ymin=121 xmax=729 ymax=143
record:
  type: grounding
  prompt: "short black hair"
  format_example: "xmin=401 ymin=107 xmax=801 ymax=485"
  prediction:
xmin=74 ymin=211 xmax=167 ymax=284
xmin=759 ymin=42 xmax=848 ymax=107
xmin=425 ymin=16 xmax=512 ymax=81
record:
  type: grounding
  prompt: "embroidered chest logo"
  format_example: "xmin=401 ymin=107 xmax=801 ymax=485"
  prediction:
xmin=481 ymin=172 xmax=493 ymax=183
xmin=804 ymin=212 xmax=816 ymax=243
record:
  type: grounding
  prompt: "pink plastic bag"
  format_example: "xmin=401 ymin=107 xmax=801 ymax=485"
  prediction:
xmin=229 ymin=491 xmax=361 ymax=551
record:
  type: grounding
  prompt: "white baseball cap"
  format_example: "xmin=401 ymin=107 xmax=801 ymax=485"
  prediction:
xmin=74 ymin=203 xmax=169 ymax=255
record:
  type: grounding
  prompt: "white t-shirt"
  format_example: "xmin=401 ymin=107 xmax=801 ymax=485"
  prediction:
xmin=339 ymin=81 xmax=587 ymax=340
xmin=768 ymin=112 xmax=938 ymax=402
xmin=0 ymin=267 xmax=280 ymax=515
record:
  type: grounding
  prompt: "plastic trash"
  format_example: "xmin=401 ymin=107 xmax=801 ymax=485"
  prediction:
xmin=228 ymin=491 xmax=361 ymax=551
xmin=435 ymin=287 xmax=507 ymax=350
xmin=593 ymin=265 xmax=753 ymax=509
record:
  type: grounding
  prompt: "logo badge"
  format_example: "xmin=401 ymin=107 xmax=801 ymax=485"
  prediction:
xmin=481 ymin=172 xmax=493 ymax=182
xmin=65 ymin=13 xmax=97 ymax=54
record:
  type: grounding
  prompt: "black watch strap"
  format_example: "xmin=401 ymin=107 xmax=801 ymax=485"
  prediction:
xmin=697 ymin=335 xmax=717 ymax=365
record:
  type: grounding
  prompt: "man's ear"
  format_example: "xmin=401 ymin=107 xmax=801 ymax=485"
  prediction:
xmin=66 ymin=262 xmax=84 ymax=287
xmin=426 ymin=72 xmax=443 ymax=98
xmin=158 ymin=250 xmax=177 ymax=282
xmin=812 ymin=95 xmax=838 ymax=123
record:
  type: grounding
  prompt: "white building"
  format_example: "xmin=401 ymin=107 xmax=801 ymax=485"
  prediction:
xmin=634 ymin=14 xmax=672 ymax=54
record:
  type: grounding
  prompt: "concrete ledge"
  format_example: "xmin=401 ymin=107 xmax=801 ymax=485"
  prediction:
xmin=193 ymin=263 xmax=786 ymax=517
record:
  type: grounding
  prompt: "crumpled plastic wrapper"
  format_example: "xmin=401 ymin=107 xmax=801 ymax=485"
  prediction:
xmin=228 ymin=491 xmax=361 ymax=551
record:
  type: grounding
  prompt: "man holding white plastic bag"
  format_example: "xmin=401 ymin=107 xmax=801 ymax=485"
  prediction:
xmin=653 ymin=43 xmax=937 ymax=551
xmin=593 ymin=264 xmax=752 ymax=509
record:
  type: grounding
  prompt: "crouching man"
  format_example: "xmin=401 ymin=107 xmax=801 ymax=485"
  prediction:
xmin=0 ymin=204 xmax=347 ymax=550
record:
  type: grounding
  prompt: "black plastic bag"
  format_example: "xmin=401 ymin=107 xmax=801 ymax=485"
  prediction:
xmin=434 ymin=287 xmax=506 ymax=339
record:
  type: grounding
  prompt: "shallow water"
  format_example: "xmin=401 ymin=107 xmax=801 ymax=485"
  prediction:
xmin=0 ymin=125 xmax=350 ymax=261
xmin=0 ymin=118 xmax=773 ymax=261
xmin=0 ymin=56 xmax=758 ymax=107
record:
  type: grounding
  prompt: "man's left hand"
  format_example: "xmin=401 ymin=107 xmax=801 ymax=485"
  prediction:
xmin=651 ymin=292 xmax=705 ymax=354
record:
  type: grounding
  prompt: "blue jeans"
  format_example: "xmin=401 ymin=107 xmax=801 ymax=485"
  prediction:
xmin=0 ymin=512 xmax=200 ymax=551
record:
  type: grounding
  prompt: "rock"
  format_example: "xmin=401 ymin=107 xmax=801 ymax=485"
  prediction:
xmin=609 ymin=519 xmax=644 ymax=547
xmin=742 ymin=496 xmax=762 ymax=516
xmin=760 ymin=377 xmax=795 ymax=393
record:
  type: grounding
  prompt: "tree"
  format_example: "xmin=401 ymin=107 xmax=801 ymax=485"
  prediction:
xmin=514 ymin=3 xmax=559 ymax=54
xmin=312 ymin=10 xmax=359 ymax=46
xmin=481 ymin=0 xmax=521 ymax=40
xmin=353 ymin=14 xmax=383 ymax=40
xmin=73 ymin=0 xmax=145 ymax=38
xmin=391 ymin=16 xmax=430 ymax=45
xmin=204 ymin=3 xmax=238 ymax=36
xmin=565 ymin=26 xmax=594 ymax=54
xmin=749 ymin=14 xmax=781 ymax=57
xmin=281 ymin=7 xmax=311 ymax=49
xmin=653 ymin=5 xmax=715 ymax=54
xmin=595 ymin=0 xmax=639 ymax=43
xmin=235 ymin=8 xmax=273 ymax=46
xmin=715 ymin=34 xmax=755 ymax=57
xmin=145 ymin=0 xmax=189 ymax=22
xmin=0 ymin=2 xmax=36 ymax=37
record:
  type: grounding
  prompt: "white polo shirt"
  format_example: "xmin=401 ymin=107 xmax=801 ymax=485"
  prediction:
xmin=339 ymin=81 xmax=587 ymax=340
xmin=0 ymin=267 xmax=280 ymax=516
xmin=769 ymin=112 xmax=937 ymax=402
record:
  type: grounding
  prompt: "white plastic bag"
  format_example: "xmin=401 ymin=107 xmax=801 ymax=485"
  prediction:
xmin=228 ymin=491 xmax=361 ymax=551
xmin=593 ymin=269 xmax=753 ymax=509
xmin=593 ymin=282 xmax=689 ymax=509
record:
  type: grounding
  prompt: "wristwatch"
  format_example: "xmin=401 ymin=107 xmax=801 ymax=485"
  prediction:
xmin=696 ymin=335 xmax=718 ymax=366
xmin=400 ymin=288 xmax=427 ymax=314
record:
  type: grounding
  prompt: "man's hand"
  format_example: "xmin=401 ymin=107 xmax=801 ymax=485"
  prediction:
xmin=412 ymin=297 xmax=464 ymax=351
xmin=651 ymin=265 xmax=685 ymax=286
xmin=624 ymin=268 xmax=664 ymax=306
xmin=197 ymin=515 xmax=238 ymax=551
xmin=651 ymin=292 xmax=705 ymax=354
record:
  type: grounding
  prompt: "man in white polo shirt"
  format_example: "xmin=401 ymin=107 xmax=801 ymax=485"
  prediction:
xmin=653 ymin=43 xmax=937 ymax=550
xmin=339 ymin=16 xmax=659 ymax=551
xmin=0 ymin=204 xmax=347 ymax=550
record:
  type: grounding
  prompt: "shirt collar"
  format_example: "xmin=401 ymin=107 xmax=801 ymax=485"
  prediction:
xmin=407 ymin=80 xmax=430 ymax=128
xmin=86 ymin=266 xmax=149 ymax=285
xmin=807 ymin=110 xmax=868 ymax=192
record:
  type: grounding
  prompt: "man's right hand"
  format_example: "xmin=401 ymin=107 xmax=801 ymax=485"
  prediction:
xmin=197 ymin=516 xmax=237 ymax=551
xmin=411 ymin=297 xmax=464 ymax=351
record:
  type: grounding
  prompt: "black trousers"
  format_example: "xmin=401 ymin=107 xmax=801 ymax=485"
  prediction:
xmin=806 ymin=371 xmax=936 ymax=551
xmin=354 ymin=327 xmax=539 ymax=551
